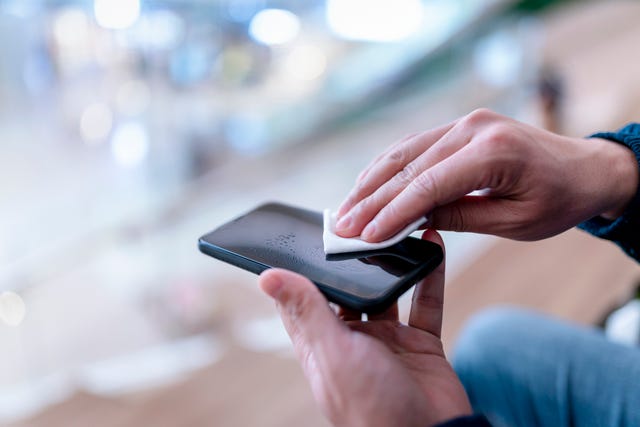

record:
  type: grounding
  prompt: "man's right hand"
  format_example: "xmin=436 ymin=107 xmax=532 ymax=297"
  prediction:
xmin=334 ymin=109 xmax=639 ymax=243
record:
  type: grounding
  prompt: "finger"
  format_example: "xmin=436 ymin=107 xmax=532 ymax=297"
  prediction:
xmin=258 ymin=269 xmax=348 ymax=358
xmin=354 ymin=133 xmax=419 ymax=186
xmin=409 ymin=230 xmax=445 ymax=337
xmin=338 ymin=306 xmax=362 ymax=321
xmin=367 ymin=303 xmax=399 ymax=321
xmin=337 ymin=122 xmax=473 ymax=238
xmin=338 ymin=133 xmax=420 ymax=218
xmin=336 ymin=121 xmax=455 ymax=222
xmin=337 ymin=133 xmax=423 ymax=220
xmin=361 ymin=143 xmax=491 ymax=242
xmin=430 ymin=196 xmax=519 ymax=236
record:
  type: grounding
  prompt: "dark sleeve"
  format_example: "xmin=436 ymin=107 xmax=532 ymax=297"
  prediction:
xmin=433 ymin=414 xmax=492 ymax=427
xmin=577 ymin=123 xmax=640 ymax=262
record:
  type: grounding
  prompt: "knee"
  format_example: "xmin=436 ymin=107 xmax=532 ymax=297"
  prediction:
xmin=452 ymin=307 xmax=540 ymax=387
xmin=453 ymin=308 xmax=560 ymax=426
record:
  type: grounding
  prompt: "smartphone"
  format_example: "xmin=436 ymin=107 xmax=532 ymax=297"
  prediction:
xmin=198 ymin=202 xmax=443 ymax=313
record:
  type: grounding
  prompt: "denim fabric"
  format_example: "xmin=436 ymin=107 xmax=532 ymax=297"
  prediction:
xmin=453 ymin=307 xmax=640 ymax=427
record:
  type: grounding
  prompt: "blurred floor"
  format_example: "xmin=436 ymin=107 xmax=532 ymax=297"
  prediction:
xmin=4 ymin=1 xmax=640 ymax=426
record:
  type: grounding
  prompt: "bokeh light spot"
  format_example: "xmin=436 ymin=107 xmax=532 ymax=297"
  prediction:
xmin=326 ymin=0 xmax=423 ymax=42
xmin=110 ymin=122 xmax=149 ymax=167
xmin=94 ymin=0 xmax=140 ymax=30
xmin=80 ymin=103 xmax=113 ymax=144
xmin=0 ymin=291 xmax=26 ymax=327
xmin=283 ymin=45 xmax=327 ymax=82
xmin=116 ymin=80 xmax=150 ymax=117
xmin=249 ymin=9 xmax=300 ymax=45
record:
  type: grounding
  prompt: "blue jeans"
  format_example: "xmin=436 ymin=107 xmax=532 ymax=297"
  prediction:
xmin=453 ymin=307 xmax=640 ymax=427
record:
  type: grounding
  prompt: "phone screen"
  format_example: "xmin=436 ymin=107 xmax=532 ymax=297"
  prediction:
xmin=198 ymin=203 xmax=442 ymax=312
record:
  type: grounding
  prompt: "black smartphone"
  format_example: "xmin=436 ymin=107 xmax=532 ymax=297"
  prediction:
xmin=198 ymin=202 xmax=443 ymax=313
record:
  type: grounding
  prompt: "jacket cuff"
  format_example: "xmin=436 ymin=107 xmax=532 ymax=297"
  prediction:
xmin=577 ymin=123 xmax=640 ymax=261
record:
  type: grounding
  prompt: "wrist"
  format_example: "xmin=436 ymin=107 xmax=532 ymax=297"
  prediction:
xmin=591 ymin=137 xmax=639 ymax=219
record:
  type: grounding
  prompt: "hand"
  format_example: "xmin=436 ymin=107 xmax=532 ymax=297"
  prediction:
xmin=258 ymin=230 xmax=471 ymax=427
xmin=334 ymin=109 xmax=639 ymax=242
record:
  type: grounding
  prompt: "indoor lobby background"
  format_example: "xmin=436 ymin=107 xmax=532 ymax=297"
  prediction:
xmin=1 ymin=0 xmax=639 ymax=426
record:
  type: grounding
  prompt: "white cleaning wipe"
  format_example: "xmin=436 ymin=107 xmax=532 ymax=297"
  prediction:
xmin=322 ymin=209 xmax=426 ymax=254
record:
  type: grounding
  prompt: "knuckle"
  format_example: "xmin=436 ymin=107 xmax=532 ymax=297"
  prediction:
xmin=472 ymin=126 xmax=509 ymax=159
xmin=355 ymin=195 xmax=375 ymax=217
xmin=462 ymin=108 xmax=496 ymax=128
xmin=386 ymin=147 xmax=407 ymax=167
xmin=484 ymin=123 xmax=514 ymax=150
xmin=412 ymin=171 xmax=438 ymax=199
xmin=394 ymin=162 xmax=419 ymax=186
xmin=384 ymin=201 xmax=402 ymax=220
xmin=475 ymin=124 xmax=526 ymax=170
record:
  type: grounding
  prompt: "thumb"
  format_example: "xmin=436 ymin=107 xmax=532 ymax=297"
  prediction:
xmin=430 ymin=196 xmax=513 ymax=234
xmin=259 ymin=269 xmax=348 ymax=359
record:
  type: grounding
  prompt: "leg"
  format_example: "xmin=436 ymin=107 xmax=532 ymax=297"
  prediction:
xmin=453 ymin=307 xmax=640 ymax=427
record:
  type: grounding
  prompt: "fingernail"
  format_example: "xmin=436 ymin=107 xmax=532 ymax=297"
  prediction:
xmin=361 ymin=221 xmax=376 ymax=241
xmin=335 ymin=214 xmax=352 ymax=231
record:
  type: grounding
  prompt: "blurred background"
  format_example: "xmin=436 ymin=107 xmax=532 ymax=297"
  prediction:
xmin=1 ymin=0 xmax=639 ymax=425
